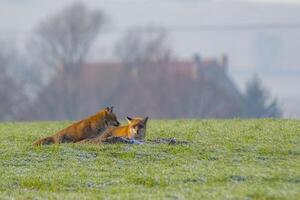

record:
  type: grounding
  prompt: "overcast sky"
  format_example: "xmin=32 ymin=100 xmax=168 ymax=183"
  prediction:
xmin=232 ymin=0 xmax=300 ymax=3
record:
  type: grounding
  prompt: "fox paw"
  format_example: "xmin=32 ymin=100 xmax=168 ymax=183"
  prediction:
xmin=129 ymin=139 xmax=144 ymax=145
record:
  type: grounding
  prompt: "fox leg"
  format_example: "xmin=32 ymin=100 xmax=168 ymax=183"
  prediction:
xmin=32 ymin=136 xmax=55 ymax=146
xmin=104 ymin=137 xmax=131 ymax=144
xmin=59 ymin=134 xmax=75 ymax=143
xmin=80 ymin=131 xmax=112 ymax=144
xmin=77 ymin=135 xmax=102 ymax=144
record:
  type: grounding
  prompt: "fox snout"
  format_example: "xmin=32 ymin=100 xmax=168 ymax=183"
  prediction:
xmin=114 ymin=121 xmax=121 ymax=127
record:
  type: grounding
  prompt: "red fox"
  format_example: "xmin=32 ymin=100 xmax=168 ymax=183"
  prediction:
xmin=32 ymin=107 xmax=120 ymax=146
xmin=78 ymin=116 xmax=148 ymax=144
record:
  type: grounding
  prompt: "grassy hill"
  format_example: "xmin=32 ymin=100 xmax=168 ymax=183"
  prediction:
xmin=0 ymin=119 xmax=299 ymax=199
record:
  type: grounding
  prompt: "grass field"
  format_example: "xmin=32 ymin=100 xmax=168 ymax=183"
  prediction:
xmin=0 ymin=119 xmax=299 ymax=200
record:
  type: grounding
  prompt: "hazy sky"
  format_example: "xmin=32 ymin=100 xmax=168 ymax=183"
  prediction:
xmin=234 ymin=0 xmax=300 ymax=3
xmin=214 ymin=0 xmax=300 ymax=3
xmin=1 ymin=0 xmax=300 ymax=117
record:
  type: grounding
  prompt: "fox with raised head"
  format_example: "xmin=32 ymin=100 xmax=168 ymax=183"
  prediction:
xmin=79 ymin=116 xmax=148 ymax=144
xmin=32 ymin=107 xmax=120 ymax=146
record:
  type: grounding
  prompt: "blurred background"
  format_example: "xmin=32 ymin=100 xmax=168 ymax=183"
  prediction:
xmin=0 ymin=0 xmax=299 ymax=121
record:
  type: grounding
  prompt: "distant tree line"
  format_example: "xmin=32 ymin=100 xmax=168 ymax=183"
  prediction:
xmin=0 ymin=2 xmax=282 ymax=121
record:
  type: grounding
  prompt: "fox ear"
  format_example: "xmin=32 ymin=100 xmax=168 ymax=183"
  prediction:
xmin=126 ymin=116 xmax=133 ymax=123
xmin=143 ymin=116 xmax=149 ymax=124
xmin=106 ymin=106 xmax=113 ymax=113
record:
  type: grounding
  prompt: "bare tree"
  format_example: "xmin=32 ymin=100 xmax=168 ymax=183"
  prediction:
xmin=115 ymin=26 xmax=173 ymax=66
xmin=112 ymin=26 xmax=175 ymax=117
xmin=0 ymin=42 xmax=29 ymax=121
xmin=30 ymin=1 xmax=107 ymax=73
xmin=25 ymin=2 xmax=108 ymax=120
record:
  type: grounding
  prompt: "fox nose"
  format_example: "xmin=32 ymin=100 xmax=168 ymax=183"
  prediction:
xmin=115 ymin=121 xmax=120 ymax=126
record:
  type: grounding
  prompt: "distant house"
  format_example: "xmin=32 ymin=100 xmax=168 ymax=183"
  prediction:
xmin=24 ymin=55 xmax=244 ymax=120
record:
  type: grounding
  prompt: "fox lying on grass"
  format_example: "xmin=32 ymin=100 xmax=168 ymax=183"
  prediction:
xmin=32 ymin=107 xmax=120 ymax=146
xmin=78 ymin=116 xmax=148 ymax=144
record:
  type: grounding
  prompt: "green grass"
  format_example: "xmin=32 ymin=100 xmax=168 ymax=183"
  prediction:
xmin=0 ymin=119 xmax=300 ymax=200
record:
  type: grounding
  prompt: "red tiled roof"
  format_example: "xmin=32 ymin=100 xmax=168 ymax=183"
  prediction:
xmin=82 ymin=60 xmax=198 ymax=78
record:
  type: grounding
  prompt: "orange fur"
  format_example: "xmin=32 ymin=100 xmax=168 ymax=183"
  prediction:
xmin=79 ymin=116 xmax=148 ymax=144
xmin=32 ymin=107 xmax=120 ymax=146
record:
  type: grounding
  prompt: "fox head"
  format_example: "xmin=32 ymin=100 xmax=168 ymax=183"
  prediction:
xmin=103 ymin=106 xmax=120 ymax=127
xmin=126 ymin=116 xmax=149 ymax=140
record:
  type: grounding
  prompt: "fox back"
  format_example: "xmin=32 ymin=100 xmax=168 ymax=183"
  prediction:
xmin=33 ymin=107 xmax=120 ymax=146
